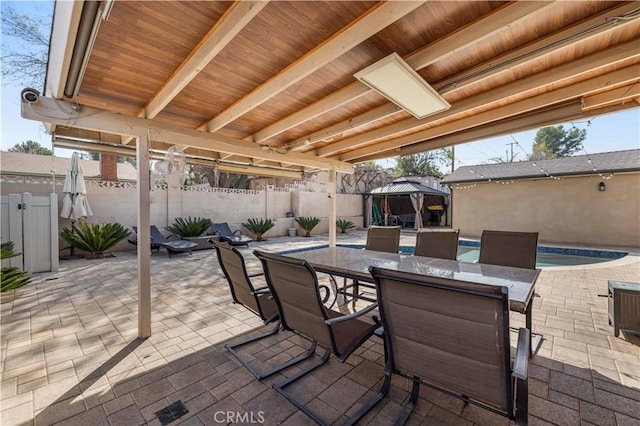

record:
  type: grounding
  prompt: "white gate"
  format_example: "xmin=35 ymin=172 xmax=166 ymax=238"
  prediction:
xmin=0 ymin=193 xmax=59 ymax=273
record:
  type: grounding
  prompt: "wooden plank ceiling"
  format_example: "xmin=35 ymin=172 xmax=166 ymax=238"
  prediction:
xmin=54 ymin=0 xmax=640 ymax=176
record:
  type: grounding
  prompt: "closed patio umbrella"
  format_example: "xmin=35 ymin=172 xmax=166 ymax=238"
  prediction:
xmin=60 ymin=152 xmax=93 ymax=220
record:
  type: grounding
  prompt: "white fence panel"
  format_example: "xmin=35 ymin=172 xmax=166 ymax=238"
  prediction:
xmin=0 ymin=193 xmax=58 ymax=273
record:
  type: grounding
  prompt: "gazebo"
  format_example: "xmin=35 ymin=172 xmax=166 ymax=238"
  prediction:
xmin=365 ymin=177 xmax=449 ymax=229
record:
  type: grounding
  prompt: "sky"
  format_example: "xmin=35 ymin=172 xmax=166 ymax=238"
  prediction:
xmin=2 ymin=1 xmax=639 ymax=171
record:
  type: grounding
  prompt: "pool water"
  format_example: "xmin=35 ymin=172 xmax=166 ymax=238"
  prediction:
xmin=455 ymin=246 xmax=625 ymax=267
xmin=332 ymin=243 xmax=627 ymax=268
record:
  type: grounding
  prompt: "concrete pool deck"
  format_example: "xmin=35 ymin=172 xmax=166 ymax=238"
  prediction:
xmin=1 ymin=230 xmax=639 ymax=425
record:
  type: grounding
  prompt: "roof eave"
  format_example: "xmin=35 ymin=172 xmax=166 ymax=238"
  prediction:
xmin=442 ymin=168 xmax=640 ymax=185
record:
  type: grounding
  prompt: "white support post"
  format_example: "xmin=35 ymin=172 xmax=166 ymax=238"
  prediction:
xmin=137 ymin=133 xmax=152 ymax=338
xmin=328 ymin=168 xmax=337 ymax=247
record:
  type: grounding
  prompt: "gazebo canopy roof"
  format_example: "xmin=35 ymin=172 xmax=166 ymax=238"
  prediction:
xmin=367 ymin=177 xmax=448 ymax=196
xmin=25 ymin=1 xmax=640 ymax=178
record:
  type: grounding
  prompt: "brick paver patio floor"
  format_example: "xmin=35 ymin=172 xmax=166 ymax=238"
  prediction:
xmin=1 ymin=231 xmax=639 ymax=425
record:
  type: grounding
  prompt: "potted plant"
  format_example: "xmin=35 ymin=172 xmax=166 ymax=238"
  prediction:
xmin=242 ymin=218 xmax=275 ymax=241
xmin=60 ymin=223 xmax=130 ymax=259
xmin=167 ymin=216 xmax=212 ymax=250
xmin=295 ymin=216 xmax=320 ymax=237
xmin=336 ymin=219 xmax=355 ymax=234
xmin=1 ymin=241 xmax=31 ymax=302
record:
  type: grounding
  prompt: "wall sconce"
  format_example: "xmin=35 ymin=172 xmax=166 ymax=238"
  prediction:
xmin=598 ymin=182 xmax=606 ymax=192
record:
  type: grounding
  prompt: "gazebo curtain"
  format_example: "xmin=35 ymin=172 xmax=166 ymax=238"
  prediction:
xmin=365 ymin=195 xmax=373 ymax=227
xmin=410 ymin=193 xmax=424 ymax=229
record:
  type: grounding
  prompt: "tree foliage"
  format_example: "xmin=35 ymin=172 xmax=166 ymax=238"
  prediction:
xmin=8 ymin=140 xmax=52 ymax=155
xmin=1 ymin=5 xmax=52 ymax=88
xmin=194 ymin=165 xmax=249 ymax=188
xmin=393 ymin=149 xmax=450 ymax=178
xmin=529 ymin=125 xmax=586 ymax=160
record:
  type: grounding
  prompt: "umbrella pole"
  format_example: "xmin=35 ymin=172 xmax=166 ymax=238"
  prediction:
xmin=60 ymin=220 xmax=83 ymax=260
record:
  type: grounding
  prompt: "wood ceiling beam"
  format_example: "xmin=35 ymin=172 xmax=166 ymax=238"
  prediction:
xmin=287 ymin=103 xmax=402 ymax=151
xmin=289 ymin=2 xmax=636 ymax=153
xmin=353 ymin=102 xmax=638 ymax=164
xmin=121 ymin=1 xmax=266 ymax=145
xmin=435 ymin=2 xmax=640 ymax=96
xmin=350 ymin=106 xmax=569 ymax=163
xmin=23 ymin=96 xmax=353 ymax=173
xmin=581 ymin=82 xmax=640 ymax=111
xmin=142 ymin=1 xmax=265 ymax=119
xmin=401 ymin=102 xmax=638 ymax=158
xmin=250 ymin=1 xmax=553 ymax=144
xmin=338 ymin=65 xmax=639 ymax=162
xmin=317 ymin=39 xmax=640 ymax=157
xmin=403 ymin=1 xmax=555 ymax=70
xmin=201 ymin=1 xmax=425 ymax=133
xmin=53 ymin=137 xmax=303 ymax=178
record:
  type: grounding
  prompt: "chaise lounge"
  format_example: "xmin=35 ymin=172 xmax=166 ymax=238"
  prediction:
xmin=210 ymin=222 xmax=253 ymax=246
xmin=129 ymin=225 xmax=197 ymax=257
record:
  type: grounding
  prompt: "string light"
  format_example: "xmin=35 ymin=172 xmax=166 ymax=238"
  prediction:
xmin=450 ymin=122 xmax=621 ymax=190
xmin=580 ymin=142 xmax=614 ymax=180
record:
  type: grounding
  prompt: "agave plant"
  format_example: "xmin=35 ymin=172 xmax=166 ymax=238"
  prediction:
xmin=167 ymin=216 xmax=211 ymax=237
xmin=60 ymin=223 xmax=131 ymax=259
xmin=295 ymin=216 xmax=320 ymax=237
xmin=336 ymin=219 xmax=355 ymax=234
xmin=242 ymin=218 xmax=275 ymax=241
xmin=1 ymin=241 xmax=31 ymax=293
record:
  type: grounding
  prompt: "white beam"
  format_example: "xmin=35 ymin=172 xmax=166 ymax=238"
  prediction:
xmin=21 ymin=96 xmax=354 ymax=173
xmin=582 ymin=83 xmax=640 ymax=111
xmin=328 ymin=169 xmax=337 ymax=248
xmin=288 ymin=103 xmax=402 ymax=152
xmin=339 ymin=65 xmax=640 ymax=162
xmin=434 ymin=2 xmax=640 ymax=96
xmin=353 ymin=101 xmax=638 ymax=163
xmin=250 ymin=1 xmax=553 ymax=144
xmin=141 ymin=1 xmax=267 ymax=119
xmin=202 ymin=1 xmax=424 ymax=133
xmin=136 ymin=132 xmax=151 ymax=338
xmin=318 ymin=39 xmax=640 ymax=157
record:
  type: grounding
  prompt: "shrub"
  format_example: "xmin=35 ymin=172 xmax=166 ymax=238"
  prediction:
xmin=336 ymin=219 xmax=355 ymax=233
xmin=242 ymin=218 xmax=275 ymax=241
xmin=295 ymin=216 xmax=320 ymax=237
xmin=167 ymin=216 xmax=211 ymax=237
xmin=60 ymin=223 xmax=131 ymax=259
xmin=0 ymin=241 xmax=31 ymax=292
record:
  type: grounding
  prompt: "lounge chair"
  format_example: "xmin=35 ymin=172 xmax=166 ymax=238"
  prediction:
xmin=210 ymin=222 xmax=252 ymax=246
xmin=359 ymin=266 xmax=529 ymax=425
xmin=479 ymin=230 xmax=538 ymax=269
xmin=254 ymin=250 xmax=378 ymax=425
xmin=129 ymin=225 xmax=197 ymax=257
xmin=414 ymin=228 xmax=460 ymax=259
xmin=212 ymin=239 xmax=307 ymax=379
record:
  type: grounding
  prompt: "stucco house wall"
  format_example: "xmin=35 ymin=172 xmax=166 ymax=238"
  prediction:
xmin=451 ymin=173 xmax=640 ymax=247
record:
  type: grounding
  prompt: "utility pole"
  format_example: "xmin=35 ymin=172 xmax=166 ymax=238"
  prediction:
xmin=505 ymin=142 xmax=517 ymax=162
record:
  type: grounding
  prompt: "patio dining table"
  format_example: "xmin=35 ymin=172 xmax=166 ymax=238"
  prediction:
xmin=287 ymin=246 xmax=542 ymax=355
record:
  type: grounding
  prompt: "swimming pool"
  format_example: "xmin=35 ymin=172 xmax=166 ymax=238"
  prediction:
xmin=281 ymin=242 xmax=627 ymax=268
